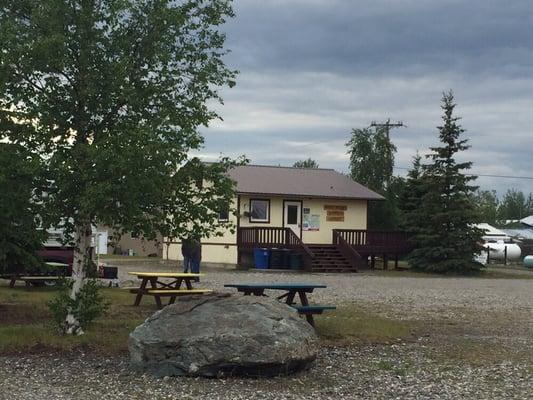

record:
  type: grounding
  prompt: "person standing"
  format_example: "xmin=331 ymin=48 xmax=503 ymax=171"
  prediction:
xmin=181 ymin=237 xmax=192 ymax=273
xmin=190 ymin=236 xmax=202 ymax=282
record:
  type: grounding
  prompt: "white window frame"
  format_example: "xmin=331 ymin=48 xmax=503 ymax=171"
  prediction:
xmin=249 ymin=199 xmax=270 ymax=223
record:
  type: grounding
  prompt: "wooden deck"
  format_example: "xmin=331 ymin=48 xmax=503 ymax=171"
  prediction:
xmin=237 ymin=227 xmax=412 ymax=271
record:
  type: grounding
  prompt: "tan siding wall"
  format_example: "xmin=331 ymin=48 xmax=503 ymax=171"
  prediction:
xmin=164 ymin=195 xmax=368 ymax=265
xmin=165 ymin=196 xmax=239 ymax=264
xmin=301 ymin=199 xmax=367 ymax=244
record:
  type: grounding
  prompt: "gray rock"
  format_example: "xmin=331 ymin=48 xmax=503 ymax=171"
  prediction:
xmin=129 ymin=293 xmax=318 ymax=377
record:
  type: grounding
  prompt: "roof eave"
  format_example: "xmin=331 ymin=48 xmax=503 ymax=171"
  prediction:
xmin=235 ymin=191 xmax=384 ymax=201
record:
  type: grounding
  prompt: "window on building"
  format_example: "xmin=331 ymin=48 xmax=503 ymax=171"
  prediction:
xmin=249 ymin=199 xmax=270 ymax=223
xmin=218 ymin=204 xmax=230 ymax=222
xmin=287 ymin=205 xmax=298 ymax=225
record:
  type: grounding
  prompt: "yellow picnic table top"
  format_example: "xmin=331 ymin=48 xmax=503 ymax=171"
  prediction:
xmin=127 ymin=272 xmax=204 ymax=278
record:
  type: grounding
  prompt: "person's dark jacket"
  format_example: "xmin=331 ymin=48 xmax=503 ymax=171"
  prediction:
xmin=190 ymin=238 xmax=202 ymax=262
xmin=181 ymin=238 xmax=193 ymax=258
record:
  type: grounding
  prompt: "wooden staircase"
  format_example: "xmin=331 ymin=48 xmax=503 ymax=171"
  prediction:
xmin=308 ymin=245 xmax=358 ymax=273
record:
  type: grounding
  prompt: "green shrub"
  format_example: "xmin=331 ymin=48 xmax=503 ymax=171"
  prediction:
xmin=48 ymin=278 xmax=109 ymax=333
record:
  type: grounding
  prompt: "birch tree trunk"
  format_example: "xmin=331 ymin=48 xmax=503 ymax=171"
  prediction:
xmin=65 ymin=223 xmax=92 ymax=335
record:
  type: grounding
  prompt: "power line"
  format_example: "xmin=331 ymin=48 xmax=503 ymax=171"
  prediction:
xmin=394 ymin=166 xmax=533 ymax=181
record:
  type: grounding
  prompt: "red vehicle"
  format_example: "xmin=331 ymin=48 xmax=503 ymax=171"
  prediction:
xmin=37 ymin=246 xmax=74 ymax=276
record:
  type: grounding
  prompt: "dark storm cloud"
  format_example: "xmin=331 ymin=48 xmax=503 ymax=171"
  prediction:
xmin=199 ymin=0 xmax=533 ymax=194
xmin=224 ymin=0 xmax=533 ymax=77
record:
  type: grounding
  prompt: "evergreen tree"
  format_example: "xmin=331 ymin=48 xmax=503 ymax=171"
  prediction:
xmin=398 ymin=153 xmax=427 ymax=232
xmin=408 ymin=92 xmax=483 ymax=273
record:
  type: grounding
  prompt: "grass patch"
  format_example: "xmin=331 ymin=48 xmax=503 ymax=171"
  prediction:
xmin=315 ymin=304 xmax=416 ymax=344
xmin=0 ymin=285 xmax=152 ymax=354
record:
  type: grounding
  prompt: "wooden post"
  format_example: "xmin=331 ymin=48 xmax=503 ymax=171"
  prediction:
xmin=504 ymin=246 xmax=507 ymax=266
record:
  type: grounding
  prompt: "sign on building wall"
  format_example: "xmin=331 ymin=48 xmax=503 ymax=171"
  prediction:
xmin=324 ymin=205 xmax=347 ymax=222
xmin=303 ymin=208 xmax=320 ymax=231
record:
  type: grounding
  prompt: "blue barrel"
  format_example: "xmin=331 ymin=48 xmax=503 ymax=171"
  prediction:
xmin=253 ymin=248 xmax=270 ymax=269
xmin=524 ymin=255 xmax=533 ymax=268
xmin=289 ymin=252 xmax=302 ymax=270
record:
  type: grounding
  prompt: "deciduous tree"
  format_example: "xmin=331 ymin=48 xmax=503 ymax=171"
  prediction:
xmin=0 ymin=143 xmax=46 ymax=275
xmin=293 ymin=158 xmax=319 ymax=169
xmin=473 ymin=190 xmax=500 ymax=225
xmin=0 ymin=0 xmax=240 ymax=334
xmin=346 ymin=126 xmax=401 ymax=229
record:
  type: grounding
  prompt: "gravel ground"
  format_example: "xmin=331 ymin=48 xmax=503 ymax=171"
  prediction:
xmin=1 ymin=262 xmax=532 ymax=400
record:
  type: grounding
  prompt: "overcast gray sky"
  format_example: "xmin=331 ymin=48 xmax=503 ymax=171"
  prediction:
xmin=198 ymin=0 xmax=533 ymax=194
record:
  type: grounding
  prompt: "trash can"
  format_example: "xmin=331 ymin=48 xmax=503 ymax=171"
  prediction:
xmin=524 ymin=255 xmax=533 ymax=268
xmin=280 ymin=249 xmax=292 ymax=269
xmin=289 ymin=252 xmax=302 ymax=270
xmin=102 ymin=266 xmax=118 ymax=279
xmin=269 ymin=248 xmax=284 ymax=269
xmin=253 ymin=248 xmax=270 ymax=269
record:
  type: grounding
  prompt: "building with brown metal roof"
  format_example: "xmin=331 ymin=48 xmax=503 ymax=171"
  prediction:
xmin=164 ymin=164 xmax=410 ymax=272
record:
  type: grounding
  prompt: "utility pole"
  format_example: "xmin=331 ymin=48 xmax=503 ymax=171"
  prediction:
xmin=370 ymin=119 xmax=405 ymax=139
xmin=368 ymin=119 xmax=405 ymax=188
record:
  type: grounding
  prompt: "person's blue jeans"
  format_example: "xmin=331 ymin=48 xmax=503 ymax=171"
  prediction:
xmin=182 ymin=256 xmax=192 ymax=273
xmin=190 ymin=260 xmax=200 ymax=274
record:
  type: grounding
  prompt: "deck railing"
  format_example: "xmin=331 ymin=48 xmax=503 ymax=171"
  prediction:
xmin=332 ymin=229 xmax=412 ymax=252
xmin=237 ymin=227 xmax=314 ymax=269
xmin=332 ymin=230 xmax=362 ymax=270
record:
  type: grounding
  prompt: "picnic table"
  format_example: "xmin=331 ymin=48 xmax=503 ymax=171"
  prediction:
xmin=8 ymin=275 xmax=61 ymax=288
xmin=224 ymin=283 xmax=334 ymax=326
xmin=127 ymin=272 xmax=212 ymax=309
xmin=5 ymin=262 xmax=70 ymax=288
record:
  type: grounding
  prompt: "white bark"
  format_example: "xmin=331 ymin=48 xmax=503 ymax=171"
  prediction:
xmin=65 ymin=223 xmax=92 ymax=335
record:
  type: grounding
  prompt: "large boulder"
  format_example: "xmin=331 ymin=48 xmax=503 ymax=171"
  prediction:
xmin=129 ymin=293 xmax=318 ymax=377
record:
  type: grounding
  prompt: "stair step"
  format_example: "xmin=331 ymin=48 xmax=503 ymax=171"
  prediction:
xmin=307 ymin=244 xmax=359 ymax=273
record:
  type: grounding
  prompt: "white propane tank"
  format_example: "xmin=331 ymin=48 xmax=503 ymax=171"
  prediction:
xmin=483 ymin=242 xmax=521 ymax=261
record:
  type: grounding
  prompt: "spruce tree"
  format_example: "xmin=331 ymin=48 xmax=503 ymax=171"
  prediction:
xmin=408 ymin=92 xmax=484 ymax=273
xmin=398 ymin=153 xmax=426 ymax=232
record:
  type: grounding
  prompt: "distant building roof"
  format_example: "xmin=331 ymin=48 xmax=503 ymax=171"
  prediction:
xmin=227 ymin=165 xmax=384 ymax=200
xmin=520 ymin=215 xmax=533 ymax=227
xmin=477 ymin=223 xmax=509 ymax=238
xmin=501 ymin=228 xmax=533 ymax=241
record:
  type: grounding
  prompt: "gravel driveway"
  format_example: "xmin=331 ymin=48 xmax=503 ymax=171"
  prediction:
xmin=1 ymin=263 xmax=532 ymax=400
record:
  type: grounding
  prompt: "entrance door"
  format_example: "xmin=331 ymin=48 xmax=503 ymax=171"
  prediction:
xmin=284 ymin=201 xmax=302 ymax=238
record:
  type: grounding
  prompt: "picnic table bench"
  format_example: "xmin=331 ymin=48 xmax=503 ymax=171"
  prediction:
xmin=224 ymin=283 xmax=335 ymax=326
xmin=126 ymin=272 xmax=212 ymax=309
xmin=7 ymin=276 xmax=61 ymax=288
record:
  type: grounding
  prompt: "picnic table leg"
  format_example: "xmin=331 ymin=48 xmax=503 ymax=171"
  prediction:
xmin=149 ymin=278 xmax=163 ymax=309
xmin=183 ymin=278 xmax=192 ymax=290
xmin=9 ymin=278 xmax=16 ymax=288
xmin=133 ymin=278 xmax=149 ymax=306
xmin=168 ymin=278 xmax=186 ymax=305
xmin=283 ymin=290 xmax=297 ymax=305
xmin=297 ymin=291 xmax=315 ymax=326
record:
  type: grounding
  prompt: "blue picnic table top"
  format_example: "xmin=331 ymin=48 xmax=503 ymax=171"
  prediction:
xmin=224 ymin=283 xmax=327 ymax=291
